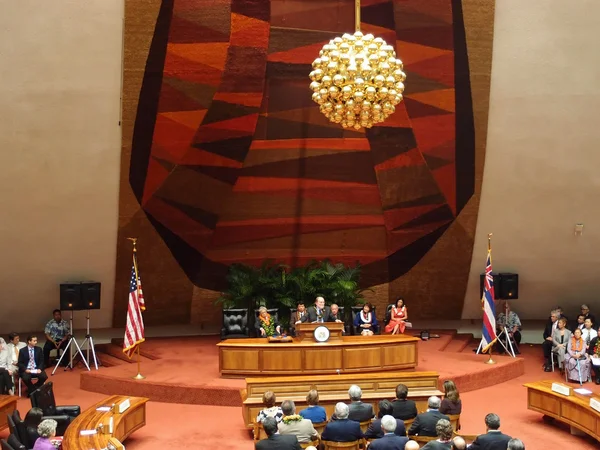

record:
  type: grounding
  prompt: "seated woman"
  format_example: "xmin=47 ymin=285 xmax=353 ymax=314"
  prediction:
xmin=255 ymin=307 xmax=280 ymax=338
xmin=354 ymin=303 xmax=378 ymax=336
xmin=299 ymin=389 xmax=327 ymax=423
xmin=23 ymin=408 xmax=44 ymax=449
xmin=256 ymin=391 xmax=283 ymax=424
xmin=0 ymin=337 xmax=15 ymax=394
xmin=385 ymin=298 xmax=408 ymax=334
xmin=552 ymin=317 xmax=572 ymax=371
xmin=33 ymin=419 xmax=58 ymax=450
xmin=439 ymin=380 xmax=462 ymax=415
xmin=566 ymin=327 xmax=591 ymax=383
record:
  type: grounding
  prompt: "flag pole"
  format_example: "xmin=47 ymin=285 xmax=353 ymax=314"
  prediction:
xmin=484 ymin=233 xmax=496 ymax=365
xmin=133 ymin=345 xmax=145 ymax=380
xmin=127 ymin=237 xmax=146 ymax=380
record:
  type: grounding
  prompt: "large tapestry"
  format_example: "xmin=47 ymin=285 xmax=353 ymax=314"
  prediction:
xmin=116 ymin=0 xmax=495 ymax=328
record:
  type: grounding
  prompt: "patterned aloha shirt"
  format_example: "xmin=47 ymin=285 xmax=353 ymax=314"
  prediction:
xmin=44 ymin=319 xmax=70 ymax=341
xmin=496 ymin=311 xmax=521 ymax=331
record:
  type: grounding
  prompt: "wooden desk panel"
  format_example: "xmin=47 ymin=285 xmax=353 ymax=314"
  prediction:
xmin=524 ymin=380 xmax=600 ymax=442
xmin=0 ymin=395 xmax=18 ymax=431
xmin=217 ymin=335 xmax=419 ymax=377
xmin=62 ymin=395 xmax=149 ymax=450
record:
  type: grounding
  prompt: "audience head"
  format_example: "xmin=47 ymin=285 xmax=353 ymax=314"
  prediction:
xmin=381 ymin=415 xmax=397 ymax=433
xmin=378 ymin=399 xmax=393 ymax=419
xmin=443 ymin=380 xmax=460 ymax=402
xmin=581 ymin=304 xmax=590 ymax=314
xmin=404 ymin=440 xmax=420 ymax=450
xmin=331 ymin=304 xmax=339 ymax=315
xmin=395 ymin=383 xmax=408 ymax=400
xmin=262 ymin=391 xmax=276 ymax=408
xmin=334 ymin=402 xmax=349 ymax=419
xmin=507 ymin=438 xmax=525 ymax=450
xmin=435 ymin=419 xmax=453 ymax=440
xmin=484 ymin=413 xmax=501 ymax=430
xmin=258 ymin=306 xmax=268 ymax=318
xmin=558 ymin=317 xmax=567 ymax=329
xmin=363 ymin=303 xmax=372 ymax=313
xmin=297 ymin=302 xmax=305 ymax=313
xmin=8 ymin=332 xmax=19 ymax=344
xmin=305 ymin=447 xmax=318 ymax=450
xmin=577 ymin=314 xmax=586 ymax=324
xmin=428 ymin=396 xmax=441 ymax=410
xmin=53 ymin=309 xmax=62 ymax=321
xmin=24 ymin=408 xmax=44 ymax=427
xmin=262 ymin=417 xmax=278 ymax=437
xmin=26 ymin=335 xmax=37 ymax=347
xmin=574 ymin=328 xmax=583 ymax=339
xmin=315 ymin=296 xmax=325 ymax=309
xmin=451 ymin=436 xmax=467 ymax=450
xmin=281 ymin=400 xmax=296 ymax=416
xmin=556 ymin=306 xmax=564 ymax=315
xmin=306 ymin=389 xmax=319 ymax=406
xmin=37 ymin=419 xmax=57 ymax=439
xmin=348 ymin=385 xmax=362 ymax=401
xmin=396 ymin=298 xmax=404 ymax=308
xmin=549 ymin=310 xmax=559 ymax=322
xmin=584 ymin=318 xmax=593 ymax=329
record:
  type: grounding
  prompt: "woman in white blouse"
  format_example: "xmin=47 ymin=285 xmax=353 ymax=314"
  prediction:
xmin=582 ymin=318 xmax=598 ymax=345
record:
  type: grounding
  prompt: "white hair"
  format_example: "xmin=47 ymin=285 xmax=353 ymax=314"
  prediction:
xmin=334 ymin=402 xmax=349 ymax=419
xmin=405 ymin=440 xmax=420 ymax=450
xmin=348 ymin=384 xmax=362 ymax=401
xmin=428 ymin=396 xmax=441 ymax=409
xmin=37 ymin=419 xmax=57 ymax=438
xmin=381 ymin=415 xmax=397 ymax=432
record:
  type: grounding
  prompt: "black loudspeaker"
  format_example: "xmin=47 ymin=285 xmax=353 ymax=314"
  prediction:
xmin=479 ymin=273 xmax=501 ymax=300
xmin=498 ymin=273 xmax=519 ymax=300
xmin=81 ymin=282 xmax=102 ymax=310
xmin=60 ymin=283 xmax=83 ymax=310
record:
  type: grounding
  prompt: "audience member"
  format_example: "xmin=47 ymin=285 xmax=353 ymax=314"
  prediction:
xmin=7 ymin=333 xmax=25 ymax=375
xmin=328 ymin=304 xmax=344 ymax=323
xmin=365 ymin=400 xmax=406 ymax=439
xmin=451 ymin=436 xmax=466 ymax=450
xmin=439 ymin=380 xmax=461 ymax=415
xmin=256 ymin=391 xmax=283 ymax=423
xmin=572 ymin=314 xmax=586 ymax=332
xmin=368 ymin=415 xmax=409 ymax=450
xmin=581 ymin=304 xmax=596 ymax=328
xmin=0 ymin=338 xmax=15 ymax=394
xmin=385 ymin=298 xmax=408 ymax=334
xmin=18 ymin=335 xmax=47 ymax=394
xmin=495 ymin=302 xmax=521 ymax=353
xmin=468 ymin=413 xmax=511 ymax=450
xmin=278 ymin=400 xmax=319 ymax=444
xmin=322 ymin=402 xmax=364 ymax=442
xmin=542 ymin=310 xmax=559 ymax=371
xmin=43 ymin=309 xmax=71 ymax=367
xmin=354 ymin=303 xmax=378 ymax=335
xmin=506 ymin=438 xmax=525 ymax=450
xmin=347 ymin=384 xmax=374 ymax=422
xmin=391 ymin=383 xmax=418 ymax=420
xmin=405 ymin=441 xmax=420 ymax=450
xmin=582 ymin=318 xmax=598 ymax=345
xmin=33 ymin=419 xmax=57 ymax=450
xmin=24 ymin=408 xmax=44 ymax=449
xmin=307 ymin=296 xmax=330 ymax=323
xmin=555 ymin=306 xmax=568 ymax=322
xmin=408 ymin=396 xmax=449 ymax=437
xmin=299 ymin=390 xmax=327 ymax=423
xmin=420 ymin=418 xmax=453 ymax=449
xmin=256 ymin=307 xmax=281 ymax=337
xmin=588 ymin=325 xmax=600 ymax=384
xmin=256 ymin=416 xmax=301 ymax=450
xmin=551 ymin=317 xmax=571 ymax=370
xmin=566 ymin=327 xmax=591 ymax=383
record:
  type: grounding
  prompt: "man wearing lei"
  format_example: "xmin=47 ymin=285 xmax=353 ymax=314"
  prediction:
xmin=587 ymin=325 xmax=600 ymax=384
xmin=278 ymin=400 xmax=320 ymax=444
xmin=256 ymin=306 xmax=281 ymax=337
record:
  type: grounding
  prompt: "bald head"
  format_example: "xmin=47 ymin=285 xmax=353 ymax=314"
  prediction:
xmin=452 ymin=436 xmax=467 ymax=450
xmin=405 ymin=440 xmax=420 ymax=450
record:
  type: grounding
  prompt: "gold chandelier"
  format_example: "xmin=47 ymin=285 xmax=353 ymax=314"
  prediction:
xmin=309 ymin=0 xmax=406 ymax=129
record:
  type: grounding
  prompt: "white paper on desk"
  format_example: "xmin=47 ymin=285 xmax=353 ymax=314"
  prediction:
xmin=96 ymin=406 xmax=111 ymax=412
xmin=574 ymin=388 xmax=593 ymax=395
xmin=80 ymin=430 xmax=97 ymax=436
xmin=591 ymin=397 xmax=600 ymax=413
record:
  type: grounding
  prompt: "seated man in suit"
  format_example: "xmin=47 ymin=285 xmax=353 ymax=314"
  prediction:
xmin=369 ymin=415 xmax=409 ymax=450
xmin=18 ymin=335 xmax=48 ymax=394
xmin=328 ymin=304 xmax=344 ymax=323
xmin=306 ymin=296 xmax=330 ymax=323
xmin=391 ymin=383 xmax=418 ymax=420
xmin=421 ymin=419 xmax=453 ymax=449
xmin=507 ymin=438 xmax=525 ymax=450
xmin=408 ymin=396 xmax=449 ymax=437
xmin=347 ymin=384 xmax=374 ymax=422
xmin=468 ymin=413 xmax=512 ymax=450
xmin=278 ymin=400 xmax=319 ymax=444
xmin=365 ymin=400 xmax=406 ymax=439
xmin=256 ymin=416 xmax=301 ymax=450
xmin=322 ymin=402 xmax=364 ymax=442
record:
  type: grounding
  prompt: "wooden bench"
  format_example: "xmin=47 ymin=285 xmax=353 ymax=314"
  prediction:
xmin=242 ymin=371 xmax=443 ymax=427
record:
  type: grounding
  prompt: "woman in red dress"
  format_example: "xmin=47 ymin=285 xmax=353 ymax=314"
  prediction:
xmin=385 ymin=298 xmax=408 ymax=334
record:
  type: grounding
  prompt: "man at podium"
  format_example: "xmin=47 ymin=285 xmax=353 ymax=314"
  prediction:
xmin=306 ymin=297 xmax=330 ymax=323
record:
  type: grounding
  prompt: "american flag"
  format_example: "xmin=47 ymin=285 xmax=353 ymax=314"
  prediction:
xmin=123 ymin=256 xmax=145 ymax=358
xmin=481 ymin=249 xmax=497 ymax=352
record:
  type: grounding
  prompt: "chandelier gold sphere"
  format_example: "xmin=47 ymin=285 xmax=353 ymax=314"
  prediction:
xmin=309 ymin=31 xmax=406 ymax=130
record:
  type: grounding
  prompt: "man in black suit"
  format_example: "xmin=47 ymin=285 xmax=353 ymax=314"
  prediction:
xmin=322 ymin=403 xmax=364 ymax=442
xmin=469 ymin=413 xmax=512 ymax=450
xmin=420 ymin=419 xmax=454 ymax=449
xmin=542 ymin=310 xmax=559 ymax=371
xmin=328 ymin=304 xmax=344 ymax=323
xmin=365 ymin=400 xmax=406 ymax=439
xmin=18 ymin=335 xmax=48 ymax=394
xmin=391 ymin=384 xmax=418 ymax=420
xmin=369 ymin=415 xmax=409 ymax=450
xmin=306 ymin=297 xmax=330 ymax=323
xmin=347 ymin=385 xmax=374 ymax=422
xmin=256 ymin=417 xmax=301 ymax=450
xmin=408 ymin=396 xmax=449 ymax=437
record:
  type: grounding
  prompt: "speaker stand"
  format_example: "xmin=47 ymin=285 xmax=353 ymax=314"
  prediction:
xmin=52 ymin=311 xmax=91 ymax=374
xmin=79 ymin=310 xmax=99 ymax=370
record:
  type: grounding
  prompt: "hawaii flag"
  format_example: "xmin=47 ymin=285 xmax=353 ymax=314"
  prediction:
xmin=123 ymin=253 xmax=145 ymax=358
xmin=481 ymin=248 xmax=497 ymax=352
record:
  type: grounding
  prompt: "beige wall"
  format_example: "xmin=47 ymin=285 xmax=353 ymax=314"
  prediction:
xmin=0 ymin=1 xmax=123 ymax=331
xmin=463 ymin=0 xmax=600 ymax=319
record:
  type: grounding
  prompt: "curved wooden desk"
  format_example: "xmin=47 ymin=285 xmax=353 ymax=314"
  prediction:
xmin=0 ymin=395 xmax=18 ymax=431
xmin=62 ymin=395 xmax=149 ymax=450
xmin=524 ymin=380 xmax=600 ymax=442
xmin=217 ymin=334 xmax=419 ymax=377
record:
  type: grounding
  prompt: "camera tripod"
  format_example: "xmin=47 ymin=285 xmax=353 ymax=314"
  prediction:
xmin=52 ymin=310 xmax=98 ymax=373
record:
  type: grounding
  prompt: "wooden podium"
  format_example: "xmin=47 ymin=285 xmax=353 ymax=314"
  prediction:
xmin=295 ymin=322 xmax=344 ymax=342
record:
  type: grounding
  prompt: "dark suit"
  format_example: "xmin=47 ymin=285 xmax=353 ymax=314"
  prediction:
xmin=369 ymin=434 xmax=409 ymax=450
xmin=421 ymin=441 xmax=452 ymax=450
xmin=348 ymin=401 xmax=374 ymax=422
xmin=365 ymin=418 xmax=406 ymax=438
xmin=408 ymin=410 xmax=449 ymax=437
xmin=468 ymin=430 xmax=512 ymax=450
xmin=391 ymin=399 xmax=418 ymax=420
xmin=307 ymin=305 xmax=331 ymax=323
xmin=328 ymin=311 xmax=343 ymax=322
xmin=255 ymin=434 xmax=301 ymax=450
xmin=291 ymin=311 xmax=308 ymax=325
xmin=543 ymin=319 xmax=558 ymax=362
xmin=322 ymin=419 xmax=364 ymax=442
xmin=18 ymin=345 xmax=48 ymax=393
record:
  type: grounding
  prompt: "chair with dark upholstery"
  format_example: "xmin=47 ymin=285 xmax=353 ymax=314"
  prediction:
xmin=29 ymin=382 xmax=80 ymax=435
xmin=6 ymin=415 xmax=19 ymax=444
xmin=351 ymin=305 xmax=379 ymax=335
xmin=0 ymin=439 xmax=14 ymax=450
xmin=14 ymin=409 xmax=65 ymax=450
xmin=254 ymin=308 xmax=279 ymax=337
xmin=6 ymin=435 xmax=24 ymax=450
xmin=220 ymin=308 xmax=250 ymax=339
